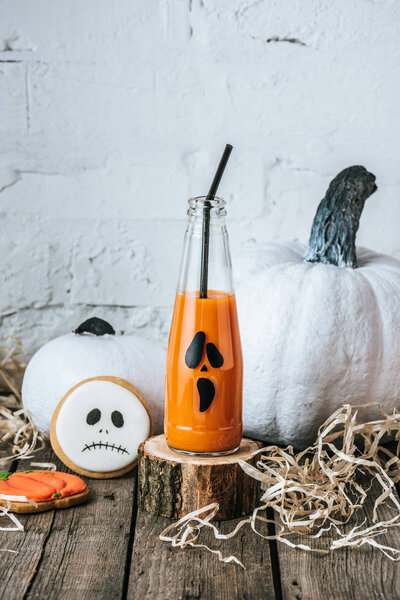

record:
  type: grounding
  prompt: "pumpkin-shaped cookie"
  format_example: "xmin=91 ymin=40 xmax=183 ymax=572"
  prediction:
xmin=0 ymin=470 xmax=88 ymax=513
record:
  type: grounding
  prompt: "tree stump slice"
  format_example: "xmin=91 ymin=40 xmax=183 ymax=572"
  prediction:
xmin=138 ymin=435 xmax=262 ymax=521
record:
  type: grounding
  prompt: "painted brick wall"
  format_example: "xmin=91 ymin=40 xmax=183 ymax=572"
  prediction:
xmin=1 ymin=0 xmax=400 ymax=353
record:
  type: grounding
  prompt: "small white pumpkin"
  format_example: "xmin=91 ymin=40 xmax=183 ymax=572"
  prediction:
xmin=22 ymin=317 xmax=165 ymax=437
xmin=236 ymin=166 xmax=400 ymax=448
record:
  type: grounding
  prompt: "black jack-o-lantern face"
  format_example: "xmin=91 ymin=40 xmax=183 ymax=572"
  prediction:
xmin=185 ymin=331 xmax=224 ymax=412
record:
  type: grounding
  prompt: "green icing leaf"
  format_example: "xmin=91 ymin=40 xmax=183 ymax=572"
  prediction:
xmin=52 ymin=493 xmax=61 ymax=498
xmin=0 ymin=472 xmax=12 ymax=480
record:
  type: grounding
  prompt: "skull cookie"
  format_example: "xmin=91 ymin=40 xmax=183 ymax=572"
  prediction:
xmin=50 ymin=376 xmax=153 ymax=478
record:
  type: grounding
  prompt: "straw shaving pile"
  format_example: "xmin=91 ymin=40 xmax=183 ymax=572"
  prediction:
xmin=160 ymin=403 xmax=400 ymax=566
xmin=0 ymin=338 xmax=45 ymax=468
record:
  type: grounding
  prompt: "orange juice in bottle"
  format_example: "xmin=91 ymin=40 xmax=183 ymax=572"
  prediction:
xmin=165 ymin=189 xmax=243 ymax=455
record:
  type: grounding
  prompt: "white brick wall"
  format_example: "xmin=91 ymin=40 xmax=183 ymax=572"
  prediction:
xmin=1 ymin=0 xmax=400 ymax=354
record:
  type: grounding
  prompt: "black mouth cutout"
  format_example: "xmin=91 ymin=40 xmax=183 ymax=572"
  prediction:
xmin=197 ymin=378 xmax=215 ymax=412
xmin=185 ymin=331 xmax=224 ymax=412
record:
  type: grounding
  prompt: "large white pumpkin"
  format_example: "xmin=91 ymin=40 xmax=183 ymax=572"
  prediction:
xmin=236 ymin=166 xmax=399 ymax=448
xmin=22 ymin=318 xmax=165 ymax=437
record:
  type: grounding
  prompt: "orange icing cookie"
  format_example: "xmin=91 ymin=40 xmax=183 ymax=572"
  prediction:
xmin=0 ymin=471 xmax=89 ymax=513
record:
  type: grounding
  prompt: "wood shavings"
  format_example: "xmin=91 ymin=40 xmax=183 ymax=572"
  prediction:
xmin=160 ymin=504 xmax=248 ymax=568
xmin=0 ymin=504 xmax=24 ymax=532
xmin=0 ymin=338 xmax=25 ymax=399
xmin=160 ymin=403 xmax=400 ymax=565
xmin=29 ymin=462 xmax=56 ymax=471
xmin=0 ymin=494 xmax=38 ymax=506
xmin=0 ymin=339 xmax=46 ymax=468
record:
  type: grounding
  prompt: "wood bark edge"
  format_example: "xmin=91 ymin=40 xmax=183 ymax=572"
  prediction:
xmin=138 ymin=435 xmax=262 ymax=521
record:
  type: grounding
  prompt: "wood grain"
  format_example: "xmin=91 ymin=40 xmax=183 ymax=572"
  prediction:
xmin=0 ymin=447 xmax=56 ymax=600
xmin=276 ymin=476 xmax=400 ymax=600
xmin=24 ymin=450 xmax=137 ymax=599
xmin=0 ymin=445 xmax=137 ymax=600
xmin=138 ymin=435 xmax=262 ymax=520
xmin=0 ymin=497 xmax=54 ymax=600
xmin=127 ymin=508 xmax=275 ymax=600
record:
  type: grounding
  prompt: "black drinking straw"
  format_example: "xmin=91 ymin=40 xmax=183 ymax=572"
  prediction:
xmin=199 ymin=144 xmax=233 ymax=299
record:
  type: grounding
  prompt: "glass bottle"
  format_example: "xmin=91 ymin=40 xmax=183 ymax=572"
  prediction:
xmin=165 ymin=196 xmax=243 ymax=455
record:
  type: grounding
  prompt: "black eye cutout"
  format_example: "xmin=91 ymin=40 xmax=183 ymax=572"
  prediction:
xmin=206 ymin=343 xmax=224 ymax=368
xmin=87 ymin=408 xmax=101 ymax=425
xmin=185 ymin=331 xmax=205 ymax=368
xmin=111 ymin=410 xmax=124 ymax=428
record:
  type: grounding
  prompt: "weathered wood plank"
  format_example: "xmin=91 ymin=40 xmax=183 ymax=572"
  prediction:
xmin=0 ymin=499 xmax=54 ymax=600
xmin=127 ymin=508 xmax=275 ymax=600
xmin=0 ymin=445 xmax=137 ymax=600
xmin=0 ymin=446 xmax=55 ymax=600
xmin=276 ymin=476 xmax=400 ymax=600
xmin=0 ymin=450 xmax=53 ymax=600
xmin=25 ymin=450 xmax=136 ymax=600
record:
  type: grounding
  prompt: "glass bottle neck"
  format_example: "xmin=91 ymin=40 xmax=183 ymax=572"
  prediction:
xmin=187 ymin=196 xmax=227 ymax=220
xmin=177 ymin=196 xmax=234 ymax=296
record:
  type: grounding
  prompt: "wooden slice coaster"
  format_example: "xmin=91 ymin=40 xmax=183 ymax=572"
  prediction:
xmin=138 ymin=435 xmax=263 ymax=521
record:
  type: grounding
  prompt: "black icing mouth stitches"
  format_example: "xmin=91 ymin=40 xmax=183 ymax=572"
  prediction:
xmin=82 ymin=441 xmax=129 ymax=455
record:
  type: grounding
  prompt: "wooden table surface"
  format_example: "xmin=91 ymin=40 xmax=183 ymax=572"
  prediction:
xmin=1 ymin=444 xmax=400 ymax=600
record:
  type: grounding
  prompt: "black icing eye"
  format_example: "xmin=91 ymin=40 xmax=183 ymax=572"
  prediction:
xmin=111 ymin=410 xmax=124 ymax=428
xmin=86 ymin=408 xmax=101 ymax=425
xmin=185 ymin=331 xmax=205 ymax=368
xmin=206 ymin=343 xmax=224 ymax=368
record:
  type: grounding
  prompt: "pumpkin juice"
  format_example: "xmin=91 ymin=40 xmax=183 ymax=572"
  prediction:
xmin=165 ymin=290 xmax=243 ymax=454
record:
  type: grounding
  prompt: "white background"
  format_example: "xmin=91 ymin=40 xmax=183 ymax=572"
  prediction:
xmin=1 ymin=0 xmax=400 ymax=353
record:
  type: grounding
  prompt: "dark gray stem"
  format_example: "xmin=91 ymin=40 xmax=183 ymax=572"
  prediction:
xmin=304 ymin=166 xmax=377 ymax=268
xmin=74 ymin=317 xmax=115 ymax=335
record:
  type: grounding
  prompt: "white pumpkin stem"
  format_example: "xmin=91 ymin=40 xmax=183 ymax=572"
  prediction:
xmin=304 ymin=166 xmax=377 ymax=268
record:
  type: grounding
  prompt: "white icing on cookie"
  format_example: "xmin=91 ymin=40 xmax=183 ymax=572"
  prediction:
xmin=55 ymin=379 xmax=151 ymax=473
